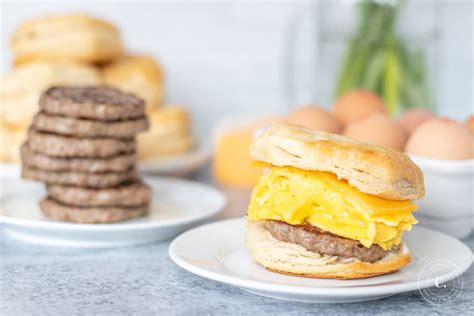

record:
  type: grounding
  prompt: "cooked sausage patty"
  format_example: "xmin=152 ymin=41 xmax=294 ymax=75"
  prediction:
xmin=32 ymin=112 xmax=148 ymax=139
xmin=264 ymin=220 xmax=388 ymax=262
xmin=40 ymin=197 xmax=148 ymax=224
xmin=28 ymin=129 xmax=135 ymax=158
xmin=21 ymin=143 xmax=136 ymax=173
xmin=46 ymin=182 xmax=151 ymax=207
xmin=22 ymin=167 xmax=138 ymax=188
xmin=40 ymin=86 xmax=145 ymax=121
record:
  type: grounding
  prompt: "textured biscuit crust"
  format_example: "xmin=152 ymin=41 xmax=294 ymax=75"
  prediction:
xmin=102 ymin=55 xmax=164 ymax=110
xmin=40 ymin=198 xmax=148 ymax=224
xmin=246 ymin=220 xmax=411 ymax=279
xmin=11 ymin=14 xmax=122 ymax=64
xmin=22 ymin=167 xmax=138 ymax=188
xmin=251 ymin=123 xmax=424 ymax=200
xmin=139 ymin=135 xmax=193 ymax=160
xmin=21 ymin=143 xmax=136 ymax=173
xmin=138 ymin=106 xmax=194 ymax=160
xmin=0 ymin=124 xmax=26 ymax=163
xmin=0 ymin=62 xmax=102 ymax=127
xmin=46 ymin=182 xmax=151 ymax=207
xmin=28 ymin=129 xmax=135 ymax=158
xmin=32 ymin=112 xmax=148 ymax=138
xmin=40 ymin=86 xmax=145 ymax=121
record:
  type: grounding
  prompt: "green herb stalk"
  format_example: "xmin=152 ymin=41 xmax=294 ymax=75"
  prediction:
xmin=334 ymin=0 xmax=431 ymax=114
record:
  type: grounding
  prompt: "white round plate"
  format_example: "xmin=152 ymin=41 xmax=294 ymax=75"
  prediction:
xmin=0 ymin=163 xmax=20 ymax=179
xmin=0 ymin=176 xmax=225 ymax=248
xmin=139 ymin=146 xmax=210 ymax=176
xmin=0 ymin=146 xmax=210 ymax=178
xmin=169 ymin=217 xmax=473 ymax=303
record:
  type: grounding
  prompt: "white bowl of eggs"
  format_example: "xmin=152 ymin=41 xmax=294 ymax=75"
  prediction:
xmin=402 ymin=115 xmax=474 ymax=239
xmin=407 ymin=156 xmax=473 ymax=239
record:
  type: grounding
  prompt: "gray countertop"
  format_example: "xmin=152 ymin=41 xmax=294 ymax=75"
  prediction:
xmin=1 ymin=170 xmax=473 ymax=315
xmin=1 ymin=231 xmax=473 ymax=315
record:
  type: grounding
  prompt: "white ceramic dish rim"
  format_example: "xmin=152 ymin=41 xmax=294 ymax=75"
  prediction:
xmin=0 ymin=176 xmax=226 ymax=232
xmin=139 ymin=145 xmax=210 ymax=172
xmin=0 ymin=146 xmax=211 ymax=175
xmin=169 ymin=217 xmax=473 ymax=297
xmin=409 ymin=155 xmax=474 ymax=175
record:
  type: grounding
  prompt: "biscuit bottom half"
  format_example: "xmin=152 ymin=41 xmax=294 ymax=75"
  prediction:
xmin=246 ymin=220 xmax=411 ymax=280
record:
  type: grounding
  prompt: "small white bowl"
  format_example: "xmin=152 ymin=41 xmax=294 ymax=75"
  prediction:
xmin=409 ymin=155 xmax=474 ymax=239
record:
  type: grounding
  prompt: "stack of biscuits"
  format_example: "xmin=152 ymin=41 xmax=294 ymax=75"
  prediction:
xmin=3 ymin=13 xmax=196 ymax=164
xmin=21 ymin=86 xmax=151 ymax=224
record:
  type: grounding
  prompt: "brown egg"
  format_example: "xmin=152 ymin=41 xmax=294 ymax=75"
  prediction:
xmin=398 ymin=109 xmax=435 ymax=134
xmin=466 ymin=115 xmax=474 ymax=134
xmin=405 ymin=118 xmax=474 ymax=160
xmin=285 ymin=105 xmax=342 ymax=133
xmin=343 ymin=113 xmax=407 ymax=151
xmin=332 ymin=90 xmax=387 ymax=125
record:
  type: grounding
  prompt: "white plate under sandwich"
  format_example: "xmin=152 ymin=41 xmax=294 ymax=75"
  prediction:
xmin=169 ymin=217 xmax=473 ymax=303
xmin=0 ymin=176 xmax=225 ymax=248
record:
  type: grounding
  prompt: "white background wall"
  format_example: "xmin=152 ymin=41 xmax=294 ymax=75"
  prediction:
xmin=1 ymin=0 xmax=472 ymax=138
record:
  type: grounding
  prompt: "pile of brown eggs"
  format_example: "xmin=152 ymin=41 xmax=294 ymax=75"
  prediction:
xmin=285 ymin=90 xmax=473 ymax=160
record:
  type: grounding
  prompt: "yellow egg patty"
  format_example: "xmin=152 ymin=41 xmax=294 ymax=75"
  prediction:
xmin=247 ymin=166 xmax=417 ymax=250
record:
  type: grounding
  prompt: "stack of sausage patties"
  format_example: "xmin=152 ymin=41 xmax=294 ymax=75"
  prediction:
xmin=21 ymin=86 xmax=151 ymax=223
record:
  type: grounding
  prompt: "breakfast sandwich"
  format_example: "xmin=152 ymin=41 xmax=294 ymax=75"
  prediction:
xmin=246 ymin=123 xmax=424 ymax=279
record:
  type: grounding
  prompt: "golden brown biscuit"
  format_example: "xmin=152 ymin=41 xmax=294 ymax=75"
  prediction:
xmin=138 ymin=106 xmax=194 ymax=160
xmin=139 ymin=136 xmax=194 ymax=160
xmin=11 ymin=14 xmax=123 ymax=64
xmin=102 ymin=55 xmax=164 ymax=110
xmin=250 ymin=123 xmax=424 ymax=200
xmin=246 ymin=220 xmax=411 ymax=279
xmin=0 ymin=61 xmax=102 ymax=127
xmin=0 ymin=122 xmax=26 ymax=162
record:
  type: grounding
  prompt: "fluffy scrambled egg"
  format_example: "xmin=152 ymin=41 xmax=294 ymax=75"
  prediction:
xmin=247 ymin=166 xmax=417 ymax=250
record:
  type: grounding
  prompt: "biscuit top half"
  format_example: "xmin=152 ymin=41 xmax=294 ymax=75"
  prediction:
xmin=12 ymin=13 xmax=119 ymax=39
xmin=250 ymin=123 xmax=425 ymax=201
